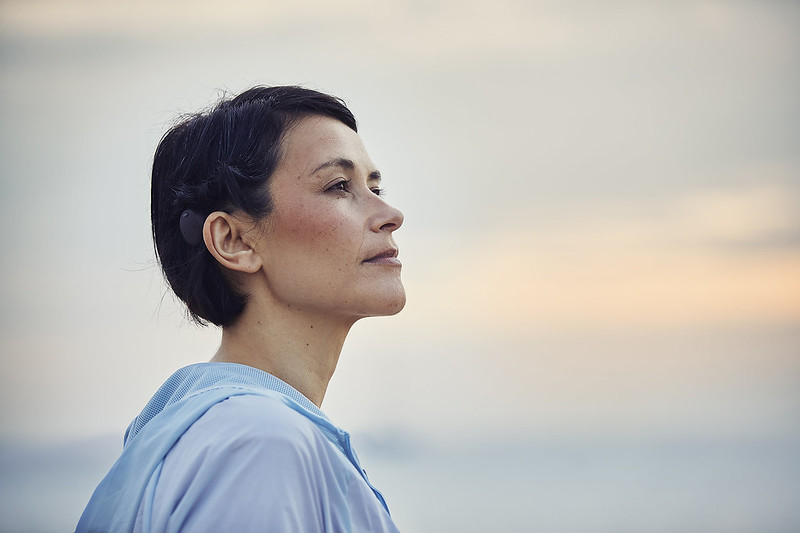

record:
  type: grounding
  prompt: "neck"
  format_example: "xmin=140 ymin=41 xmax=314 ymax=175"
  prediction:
xmin=211 ymin=298 xmax=354 ymax=407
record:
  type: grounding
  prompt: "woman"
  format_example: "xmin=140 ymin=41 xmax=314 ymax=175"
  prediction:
xmin=77 ymin=86 xmax=405 ymax=532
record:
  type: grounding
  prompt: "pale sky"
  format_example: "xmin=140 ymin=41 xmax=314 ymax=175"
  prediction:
xmin=1 ymin=0 xmax=798 ymax=449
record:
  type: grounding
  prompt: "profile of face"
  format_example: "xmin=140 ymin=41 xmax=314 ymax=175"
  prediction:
xmin=250 ymin=115 xmax=405 ymax=322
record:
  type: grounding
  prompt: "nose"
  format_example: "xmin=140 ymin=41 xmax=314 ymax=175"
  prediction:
xmin=372 ymin=197 xmax=404 ymax=233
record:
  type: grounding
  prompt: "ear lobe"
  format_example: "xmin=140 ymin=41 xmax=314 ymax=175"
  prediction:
xmin=203 ymin=211 xmax=262 ymax=273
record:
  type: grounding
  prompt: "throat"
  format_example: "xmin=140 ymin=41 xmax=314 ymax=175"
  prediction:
xmin=212 ymin=310 xmax=351 ymax=407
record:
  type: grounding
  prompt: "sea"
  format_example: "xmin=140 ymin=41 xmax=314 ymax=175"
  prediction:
xmin=1 ymin=431 xmax=799 ymax=533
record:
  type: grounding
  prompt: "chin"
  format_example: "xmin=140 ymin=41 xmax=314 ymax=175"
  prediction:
xmin=383 ymin=291 xmax=407 ymax=316
xmin=383 ymin=282 xmax=406 ymax=315
xmin=355 ymin=286 xmax=406 ymax=318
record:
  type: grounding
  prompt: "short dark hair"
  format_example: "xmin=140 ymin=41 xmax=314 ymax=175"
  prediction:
xmin=151 ymin=86 xmax=358 ymax=327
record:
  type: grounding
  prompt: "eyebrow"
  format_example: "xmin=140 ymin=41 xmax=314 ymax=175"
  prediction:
xmin=311 ymin=157 xmax=381 ymax=182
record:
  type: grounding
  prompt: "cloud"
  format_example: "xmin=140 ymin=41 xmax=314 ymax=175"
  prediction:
xmin=5 ymin=0 xmax=797 ymax=66
xmin=676 ymin=184 xmax=800 ymax=247
xmin=403 ymin=182 xmax=800 ymax=332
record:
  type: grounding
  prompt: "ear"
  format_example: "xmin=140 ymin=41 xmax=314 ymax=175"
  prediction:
xmin=203 ymin=211 xmax=262 ymax=274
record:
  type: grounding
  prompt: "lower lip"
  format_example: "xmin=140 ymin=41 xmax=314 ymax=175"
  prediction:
xmin=364 ymin=256 xmax=402 ymax=266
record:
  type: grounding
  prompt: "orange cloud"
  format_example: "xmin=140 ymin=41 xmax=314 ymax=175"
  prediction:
xmin=404 ymin=185 xmax=800 ymax=332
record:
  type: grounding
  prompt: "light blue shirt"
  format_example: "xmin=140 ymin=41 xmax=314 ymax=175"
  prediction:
xmin=76 ymin=363 xmax=400 ymax=532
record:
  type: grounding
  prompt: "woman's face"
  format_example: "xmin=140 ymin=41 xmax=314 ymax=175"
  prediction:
xmin=252 ymin=115 xmax=405 ymax=321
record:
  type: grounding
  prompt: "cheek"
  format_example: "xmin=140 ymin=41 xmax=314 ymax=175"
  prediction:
xmin=275 ymin=200 xmax=352 ymax=258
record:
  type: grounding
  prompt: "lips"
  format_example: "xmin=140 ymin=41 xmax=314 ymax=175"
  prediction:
xmin=363 ymin=248 xmax=401 ymax=265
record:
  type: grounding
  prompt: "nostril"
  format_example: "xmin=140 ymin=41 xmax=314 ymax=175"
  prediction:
xmin=374 ymin=204 xmax=403 ymax=232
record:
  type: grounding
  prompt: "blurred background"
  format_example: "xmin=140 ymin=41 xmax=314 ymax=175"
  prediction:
xmin=1 ymin=0 xmax=799 ymax=531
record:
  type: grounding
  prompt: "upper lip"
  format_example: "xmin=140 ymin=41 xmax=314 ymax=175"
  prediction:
xmin=364 ymin=247 xmax=399 ymax=262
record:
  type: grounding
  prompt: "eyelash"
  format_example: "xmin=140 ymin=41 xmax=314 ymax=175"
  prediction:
xmin=328 ymin=179 xmax=385 ymax=197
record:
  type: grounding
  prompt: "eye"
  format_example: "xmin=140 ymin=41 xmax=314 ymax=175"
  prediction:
xmin=327 ymin=179 xmax=350 ymax=193
xmin=370 ymin=187 xmax=385 ymax=197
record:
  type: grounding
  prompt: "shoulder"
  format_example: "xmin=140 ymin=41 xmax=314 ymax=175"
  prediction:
xmin=196 ymin=393 xmax=319 ymax=439
xmin=145 ymin=394 xmax=348 ymax=531
xmin=171 ymin=393 xmax=333 ymax=466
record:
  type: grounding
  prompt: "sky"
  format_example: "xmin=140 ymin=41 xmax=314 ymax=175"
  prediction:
xmin=0 ymin=0 xmax=799 ymax=530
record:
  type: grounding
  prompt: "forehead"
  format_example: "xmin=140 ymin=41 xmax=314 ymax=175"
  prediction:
xmin=278 ymin=115 xmax=374 ymax=175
